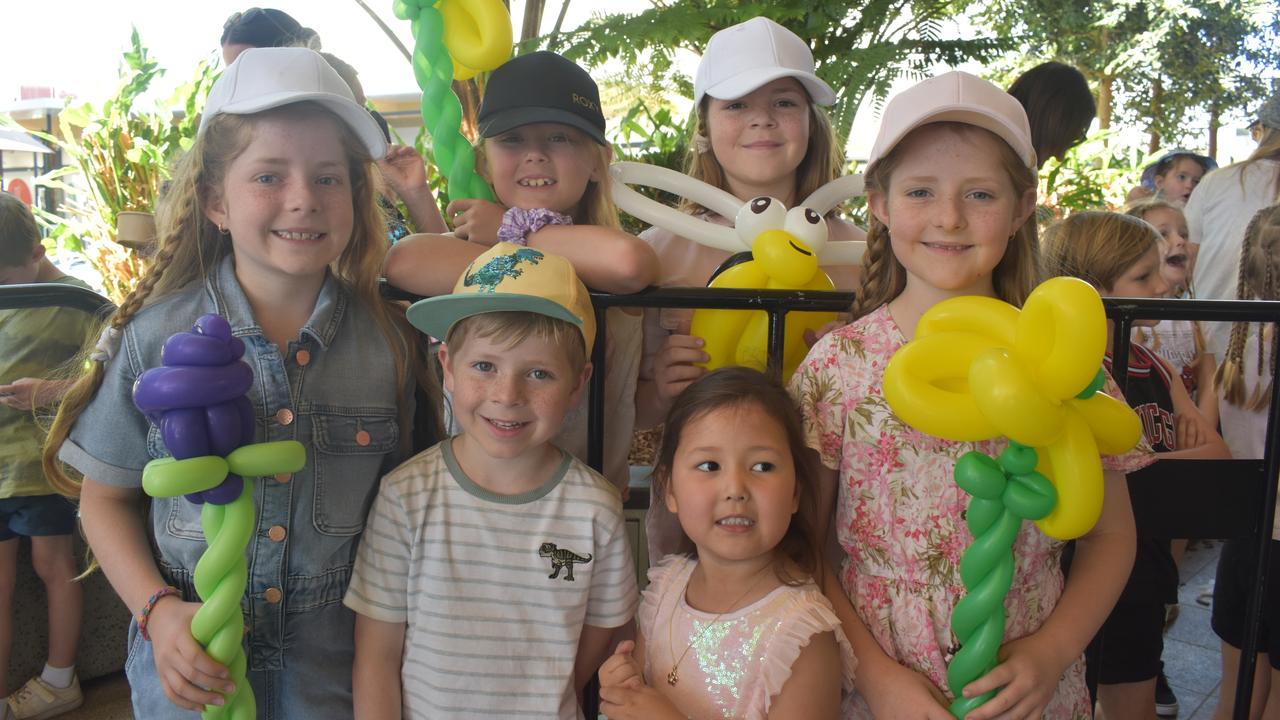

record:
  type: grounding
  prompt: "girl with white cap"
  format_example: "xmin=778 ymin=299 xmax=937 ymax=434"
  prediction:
xmin=790 ymin=71 xmax=1151 ymax=719
xmin=638 ymin=17 xmax=866 ymax=564
xmin=43 ymin=48 xmax=438 ymax=717
xmin=635 ymin=17 xmax=866 ymax=435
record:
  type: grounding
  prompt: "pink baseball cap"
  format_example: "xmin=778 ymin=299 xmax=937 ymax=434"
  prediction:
xmin=694 ymin=17 xmax=835 ymax=106
xmin=867 ymin=71 xmax=1036 ymax=172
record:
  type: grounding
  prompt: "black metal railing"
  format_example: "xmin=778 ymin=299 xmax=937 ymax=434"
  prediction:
xmin=8 ymin=281 xmax=1278 ymax=719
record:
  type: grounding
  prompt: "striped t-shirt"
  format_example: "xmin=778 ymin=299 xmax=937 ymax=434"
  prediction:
xmin=345 ymin=438 xmax=638 ymax=719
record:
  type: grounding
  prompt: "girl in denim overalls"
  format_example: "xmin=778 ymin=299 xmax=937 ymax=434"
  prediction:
xmin=44 ymin=48 xmax=438 ymax=719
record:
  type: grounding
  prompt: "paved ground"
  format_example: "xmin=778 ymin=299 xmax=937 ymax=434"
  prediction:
xmin=1165 ymin=539 xmax=1226 ymax=719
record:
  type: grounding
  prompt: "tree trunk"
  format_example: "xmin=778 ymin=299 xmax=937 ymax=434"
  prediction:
xmin=1208 ymin=105 xmax=1220 ymax=160
xmin=521 ymin=0 xmax=546 ymax=45
xmin=1148 ymin=78 xmax=1162 ymax=154
xmin=1098 ymin=76 xmax=1113 ymax=131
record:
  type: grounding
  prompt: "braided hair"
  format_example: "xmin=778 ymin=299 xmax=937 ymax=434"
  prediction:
xmin=1216 ymin=205 xmax=1280 ymax=410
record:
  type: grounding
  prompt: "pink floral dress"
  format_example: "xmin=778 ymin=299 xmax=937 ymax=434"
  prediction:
xmin=788 ymin=305 xmax=1154 ymax=719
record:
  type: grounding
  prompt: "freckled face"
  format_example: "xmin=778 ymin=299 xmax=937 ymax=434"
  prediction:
xmin=203 ymin=113 xmax=355 ymax=288
xmin=868 ymin=124 xmax=1034 ymax=299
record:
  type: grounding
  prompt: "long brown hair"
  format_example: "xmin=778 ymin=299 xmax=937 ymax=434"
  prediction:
xmin=1216 ymin=205 xmax=1280 ymax=410
xmin=853 ymin=123 xmax=1040 ymax=318
xmin=679 ymin=93 xmax=845 ymax=216
xmin=44 ymin=102 xmax=440 ymax=496
xmin=1236 ymin=126 xmax=1280 ymax=199
xmin=651 ymin=367 xmax=822 ymax=586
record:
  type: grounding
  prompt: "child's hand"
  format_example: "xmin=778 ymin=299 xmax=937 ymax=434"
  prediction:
xmin=0 ymin=377 xmax=64 ymax=411
xmin=599 ymin=683 xmax=685 ymax=720
xmin=654 ymin=334 xmax=708 ymax=404
xmin=377 ymin=144 xmax=429 ymax=198
xmin=860 ymin=660 xmax=954 ymax=720
xmin=1175 ymin=411 xmax=1206 ymax=450
xmin=599 ymin=640 xmax=644 ymax=690
xmin=147 ymin=597 xmax=235 ymax=711
xmin=446 ymin=199 xmax=506 ymax=245
xmin=958 ymin=634 xmax=1069 ymax=720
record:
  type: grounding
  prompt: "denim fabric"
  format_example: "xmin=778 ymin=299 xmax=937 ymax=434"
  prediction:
xmin=62 ymin=254 xmax=409 ymax=716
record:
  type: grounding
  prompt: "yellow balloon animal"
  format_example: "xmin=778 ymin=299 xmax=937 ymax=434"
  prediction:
xmin=882 ymin=277 xmax=1142 ymax=539
xmin=689 ymin=198 xmax=841 ymax=379
xmin=608 ymin=162 xmax=868 ymax=382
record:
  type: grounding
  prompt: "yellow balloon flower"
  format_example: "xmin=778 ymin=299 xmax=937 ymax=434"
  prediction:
xmin=883 ymin=277 xmax=1142 ymax=539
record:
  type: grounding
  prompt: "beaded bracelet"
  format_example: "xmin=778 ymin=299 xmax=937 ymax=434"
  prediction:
xmin=137 ymin=585 xmax=181 ymax=641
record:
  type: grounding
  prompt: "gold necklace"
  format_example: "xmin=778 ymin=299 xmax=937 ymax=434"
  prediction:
xmin=666 ymin=562 xmax=772 ymax=686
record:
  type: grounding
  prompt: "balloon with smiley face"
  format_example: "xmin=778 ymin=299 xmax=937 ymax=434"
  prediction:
xmin=609 ymin=162 xmax=866 ymax=379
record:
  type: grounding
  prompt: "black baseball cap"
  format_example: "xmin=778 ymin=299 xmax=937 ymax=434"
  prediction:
xmin=477 ymin=51 xmax=607 ymax=146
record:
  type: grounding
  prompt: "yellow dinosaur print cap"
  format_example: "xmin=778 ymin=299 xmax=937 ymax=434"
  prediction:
xmin=406 ymin=242 xmax=597 ymax=355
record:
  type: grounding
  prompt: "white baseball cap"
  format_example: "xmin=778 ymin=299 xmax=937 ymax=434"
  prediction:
xmin=867 ymin=71 xmax=1037 ymax=172
xmin=694 ymin=17 xmax=836 ymax=106
xmin=199 ymin=47 xmax=387 ymax=159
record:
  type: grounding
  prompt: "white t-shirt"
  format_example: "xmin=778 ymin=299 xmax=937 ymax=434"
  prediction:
xmin=1216 ymin=326 xmax=1279 ymax=539
xmin=345 ymin=439 xmax=638 ymax=719
xmin=1187 ymin=159 xmax=1280 ymax=360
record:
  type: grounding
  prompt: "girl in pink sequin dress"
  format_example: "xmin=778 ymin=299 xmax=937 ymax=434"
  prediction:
xmin=599 ymin=367 xmax=856 ymax=719
xmin=788 ymin=72 xmax=1153 ymax=720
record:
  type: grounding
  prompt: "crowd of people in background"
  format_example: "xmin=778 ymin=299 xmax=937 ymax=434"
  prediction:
xmin=1 ymin=5 xmax=1279 ymax=720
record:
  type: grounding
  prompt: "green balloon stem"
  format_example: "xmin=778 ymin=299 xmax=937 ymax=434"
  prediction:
xmin=396 ymin=0 xmax=494 ymax=202
xmin=946 ymin=447 xmax=1057 ymax=719
xmin=141 ymin=440 xmax=304 ymax=720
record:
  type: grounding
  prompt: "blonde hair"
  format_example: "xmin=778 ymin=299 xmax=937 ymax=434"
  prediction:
xmin=1239 ymin=126 xmax=1280 ymax=197
xmin=475 ymin=137 xmax=621 ymax=230
xmin=1216 ymin=205 xmax=1280 ymax=410
xmin=445 ymin=311 xmax=588 ymax=374
xmin=680 ymin=94 xmax=845 ymax=216
xmin=44 ymin=102 xmax=440 ymax=497
xmin=1040 ymin=211 xmax=1159 ymax=291
xmin=853 ymin=123 xmax=1040 ymax=318
xmin=1125 ymin=197 xmax=1184 ymax=225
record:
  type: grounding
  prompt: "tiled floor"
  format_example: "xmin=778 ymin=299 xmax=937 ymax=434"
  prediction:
xmin=1165 ymin=539 xmax=1225 ymax=719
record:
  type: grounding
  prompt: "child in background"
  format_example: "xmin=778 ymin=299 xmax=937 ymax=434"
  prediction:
xmin=1128 ymin=198 xmax=1218 ymax=428
xmin=1210 ymin=205 xmax=1280 ymax=720
xmin=0 ymin=192 xmax=94 ymax=720
xmin=347 ymin=243 xmax=637 ymax=719
xmin=599 ymin=367 xmax=855 ymax=719
xmin=637 ymin=16 xmax=864 ymax=433
xmin=383 ymin=50 xmax=658 ymax=492
xmin=1042 ymin=210 xmax=1229 ymax=720
xmin=789 ymin=71 xmax=1150 ymax=719
xmin=1133 ymin=148 xmax=1217 ymax=205
xmin=44 ymin=48 xmax=437 ymax=717
xmin=639 ymin=16 xmax=865 ymax=562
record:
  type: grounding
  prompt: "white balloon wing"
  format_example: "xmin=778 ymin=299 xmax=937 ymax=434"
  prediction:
xmin=818 ymin=241 xmax=867 ymax=266
xmin=610 ymin=162 xmax=745 ymax=253
xmin=801 ymin=174 xmax=866 ymax=215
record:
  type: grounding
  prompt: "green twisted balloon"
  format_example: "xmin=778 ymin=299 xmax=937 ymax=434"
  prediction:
xmin=143 ymin=442 xmax=305 ymax=720
xmin=946 ymin=443 xmax=1057 ymax=719
xmin=394 ymin=0 xmax=495 ymax=202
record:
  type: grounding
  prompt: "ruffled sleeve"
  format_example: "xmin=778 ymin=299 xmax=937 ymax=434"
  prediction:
xmin=747 ymin=585 xmax=858 ymax=720
xmin=637 ymin=555 xmax=693 ymax=681
xmin=1098 ymin=368 xmax=1158 ymax=474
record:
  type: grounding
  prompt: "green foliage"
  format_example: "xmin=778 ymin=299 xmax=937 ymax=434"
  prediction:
xmin=15 ymin=29 xmax=216 ymax=300
xmin=1037 ymin=129 xmax=1145 ymax=221
xmin=554 ymin=0 xmax=1010 ymax=144
xmin=609 ymin=99 xmax=695 ymax=233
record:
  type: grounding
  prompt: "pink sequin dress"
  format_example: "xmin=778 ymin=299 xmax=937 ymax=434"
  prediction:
xmin=789 ymin=305 xmax=1155 ymax=719
xmin=639 ymin=555 xmax=858 ymax=720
